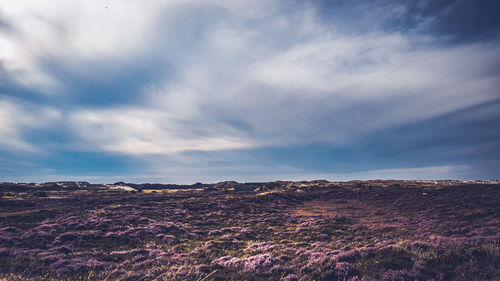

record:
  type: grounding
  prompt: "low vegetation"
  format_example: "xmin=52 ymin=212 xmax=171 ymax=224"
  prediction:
xmin=0 ymin=181 xmax=499 ymax=280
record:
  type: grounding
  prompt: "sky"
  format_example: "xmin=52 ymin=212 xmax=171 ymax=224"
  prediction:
xmin=0 ymin=0 xmax=499 ymax=183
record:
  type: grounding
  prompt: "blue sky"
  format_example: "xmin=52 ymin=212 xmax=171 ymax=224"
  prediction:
xmin=0 ymin=0 xmax=499 ymax=183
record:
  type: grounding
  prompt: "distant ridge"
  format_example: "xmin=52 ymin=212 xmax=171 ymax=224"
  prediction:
xmin=1 ymin=179 xmax=498 ymax=193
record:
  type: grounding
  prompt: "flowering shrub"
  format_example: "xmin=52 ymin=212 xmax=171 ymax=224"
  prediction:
xmin=242 ymin=254 xmax=277 ymax=272
xmin=244 ymin=241 xmax=276 ymax=252
xmin=0 ymin=182 xmax=498 ymax=280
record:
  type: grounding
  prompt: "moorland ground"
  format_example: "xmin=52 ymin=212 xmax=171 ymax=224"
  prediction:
xmin=0 ymin=181 xmax=499 ymax=280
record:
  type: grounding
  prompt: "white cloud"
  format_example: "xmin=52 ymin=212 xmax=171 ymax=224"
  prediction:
xmin=0 ymin=0 xmax=186 ymax=89
xmin=69 ymin=107 xmax=254 ymax=155
xmin=1 ymin=0 xmax=499 ymax=157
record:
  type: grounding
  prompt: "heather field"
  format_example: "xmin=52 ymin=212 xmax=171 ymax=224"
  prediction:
xmin=0 ymin=181 xmax=499 ymax=281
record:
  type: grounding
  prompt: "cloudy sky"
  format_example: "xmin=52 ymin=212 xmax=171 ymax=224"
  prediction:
xmin=1 ymin=0 xmax=499 ymax=183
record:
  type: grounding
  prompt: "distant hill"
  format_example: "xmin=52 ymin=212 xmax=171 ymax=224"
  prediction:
xmin=1 ymin=179 xmax=498 ymax=194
